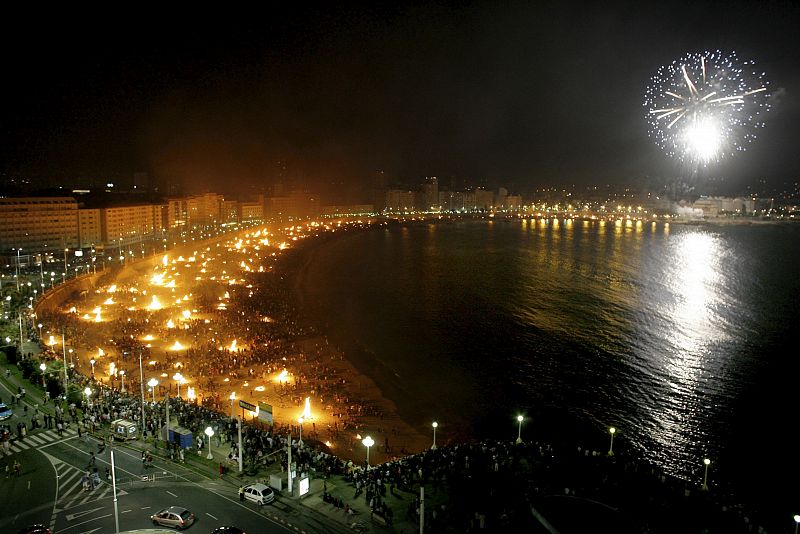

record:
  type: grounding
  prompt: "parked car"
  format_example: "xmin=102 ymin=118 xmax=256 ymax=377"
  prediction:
xmin=0 ymin=402 xmax=13 ymax=421
xmin=150 ymin=506 xmax=196 ymax=530
xmin=241 ymin=482 xmax=275 ymax=505
xmin=211 ymin=527 xmax=246 ymax=534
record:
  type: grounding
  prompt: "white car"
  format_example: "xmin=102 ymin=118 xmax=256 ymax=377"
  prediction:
xmin=150 ymin=506 xmax=195 ymax=530
xmin=242 ymin=483 xmax=275 ymax=505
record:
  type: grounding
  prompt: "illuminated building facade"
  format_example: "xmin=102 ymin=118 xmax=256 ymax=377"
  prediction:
xmin=78 ymin=208 xmax=102 ymax=248
xmin=0 ymin=197 xmax=79 ymax=253
xmin=100 ymin=204 xmax=163 ymax=248
xmin=186 ymin=193 xmax=223 ymax=228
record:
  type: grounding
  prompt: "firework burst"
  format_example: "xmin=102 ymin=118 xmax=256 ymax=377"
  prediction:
xmin=644 ymin=50 xmax=770 ymax=167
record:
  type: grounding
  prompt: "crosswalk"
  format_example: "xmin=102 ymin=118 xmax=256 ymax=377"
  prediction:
xmin=3 ymin=426 xmax=78 ymax=454
xmin=52 ymin=459 xmax=117 ymax=510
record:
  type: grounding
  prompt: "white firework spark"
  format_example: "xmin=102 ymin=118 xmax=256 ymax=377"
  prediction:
xmin=644 ymin=50 xmax=770 ymax=167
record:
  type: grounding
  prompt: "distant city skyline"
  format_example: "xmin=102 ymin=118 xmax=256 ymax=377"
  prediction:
xmin=1 ymin=3 xmax=798 ymax=197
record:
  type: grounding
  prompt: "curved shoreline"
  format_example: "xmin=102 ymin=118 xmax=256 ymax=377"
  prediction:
xmin=286 ymin=226 xmax=438 ymax=455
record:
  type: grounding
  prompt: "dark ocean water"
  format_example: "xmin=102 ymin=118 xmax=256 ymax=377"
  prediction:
xmin=298 ymin=218 xmax=800 ymax=510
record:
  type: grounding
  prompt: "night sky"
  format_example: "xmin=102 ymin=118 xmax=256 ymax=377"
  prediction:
xmin=2 ymin=2 xmax=798 ymax=197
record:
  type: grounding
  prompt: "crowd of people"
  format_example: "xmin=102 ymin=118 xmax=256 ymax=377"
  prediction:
xmin=18 ymin=370 xmax=762 ymax=533
xmin=31 ymin=223 xmax=418 ymax=467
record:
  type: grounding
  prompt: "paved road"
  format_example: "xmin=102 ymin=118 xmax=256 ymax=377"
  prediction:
xmin=2 ymin=419 xmax=349 ymax=533
xmin=2 ymin=344 xmax=360 ymax=534
xmin=2 ymin=426 xmax=298 ymax=533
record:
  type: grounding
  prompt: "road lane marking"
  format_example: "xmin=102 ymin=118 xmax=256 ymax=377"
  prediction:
xmin=206 ymin=513 xmax=219 ymax=520
xmin=56 ymin=513 xmax=112 ymax=532
xmin=39 ymin=434 xmax=81 ymax=449
xmin=27 ymin=434 xmax=46 ymax=445
xmin=45 ymin=440 xmax=139 ymax=477
xmin=66 ymin=507 xmax=105 ymax=521
xmin=141 ymin=506 xmax=151 ymax=509
xmin=166 ymin=490 xmax=178 ymax=497
xmin=121 ymin=509 xmax=131 ymax=513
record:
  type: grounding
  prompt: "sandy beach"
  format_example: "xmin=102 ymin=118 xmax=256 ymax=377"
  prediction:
xmin=35 ymin=221 xmax=431 ymax=466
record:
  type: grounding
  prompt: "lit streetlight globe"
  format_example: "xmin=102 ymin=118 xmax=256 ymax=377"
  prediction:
xmin=362 ymin=436 xmax=374 ymax=448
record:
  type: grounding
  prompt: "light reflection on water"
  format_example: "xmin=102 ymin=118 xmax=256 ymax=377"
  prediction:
xmin=640 ymin=231 xmax=729 ymax=470
xmin=301 ymin=219 xmax=800 ymax=502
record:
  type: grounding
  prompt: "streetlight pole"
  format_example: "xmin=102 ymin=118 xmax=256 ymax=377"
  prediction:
xmin=362 ymin=435 xmax=374 ymax=468
xmin=237 ymin=416 xmax=243 ymax=473
xmin=230 ymin=392 xmax=236 ymax=419
xmin=516 ymin=415 xmax=524 ymax=444
xmin=298 ymin=417 xmax=304 ymax=448
xmin=287 ymin=432 xmax=293 ymax=494
xmin=608 ymin=427 xmax=616 ymax=456
xmin=702 ymin=458 xmax=711 ymax=490
xmin=148 ymin=378 xmax=158 ymax=404
xmin=165 ymin=393 xmax=170 ymax=444
xmin=204 ymin=427 xmax=214 ymax=459
xmin=139 ymin=352 xmax=145 ymax=441
xmin=793 ymin=514 xmax=800 ymax=534
xmin=39 ymin=363 xmax=46 ymax=387
xmin=431 ymin=421 xmax=438 ymax=450
xmin=18 ymin=308 xmax=24 ymax=355
xmin=111 ymin=449 xmax=120 ymax=534
xmin=173 ymin=373 xmax=183 ymax=398
xmin=15 ymin=248 xmax=21 ymax=291
xmin=90 ymin=359 xmax=96 ymax=378
xmin=119 ymin=370 xmax=125 ymax=393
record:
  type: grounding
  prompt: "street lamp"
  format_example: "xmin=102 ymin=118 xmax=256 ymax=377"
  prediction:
xmin=173 ymin=373 xmax=184 ymax=398
xmin=119 ymin=370 xmax=126 ymax=393
xmin=362 ymin=435 xmax=374 ymax=468
xmin=608 ymin=427 xmax=616 ymax=456
xmin=229 ymin=392 xmax=236 ymax=419
xmin=431 ymin=421 xmax=438 ymax=450
xmin=298 ymin=417 xmax=304 ymax=448
xmin=39 ymin=363 xmax=46 ymax=387
xmin=37 ymin=323 xmax=42 ymax=339
xmin=516 ymin=415 xmax=524 ymax=444
xmin=204 ymin=426 xmax=214 ymax=459
xmin=148 ymin=378 xmax=159 ymax=403
xmin=84 ymin=387 xmax=92 ymax=407
xmin=702 ymin=458 xmax=711 ymax=490
xmin=793 ymin=514 xmax=800 ymax=534
xmin=90 ymin=358 xmax=96 ymax=378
